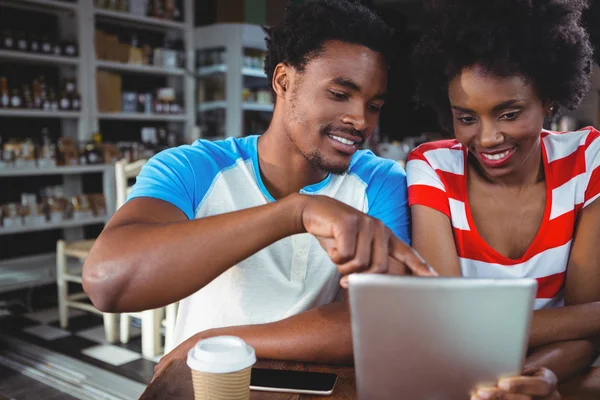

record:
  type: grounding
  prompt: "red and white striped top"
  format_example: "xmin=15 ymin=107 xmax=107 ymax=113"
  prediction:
xmin=407 ymin=127 xmax=600 ymax=310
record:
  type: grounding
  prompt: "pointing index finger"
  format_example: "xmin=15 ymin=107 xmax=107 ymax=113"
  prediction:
xmin=389 ymin=237 xmax=438 ymax=277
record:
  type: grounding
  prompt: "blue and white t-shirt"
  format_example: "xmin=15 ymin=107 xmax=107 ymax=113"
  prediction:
xmin=128 ymin=136 xmax=410 ymax=346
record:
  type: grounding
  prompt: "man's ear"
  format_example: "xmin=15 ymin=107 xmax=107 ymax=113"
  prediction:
xmin=272 ymin=63 xmax=290 ymax=100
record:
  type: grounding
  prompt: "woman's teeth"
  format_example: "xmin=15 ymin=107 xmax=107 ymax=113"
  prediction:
xmin=330 ymin=135 xmax=355 ymax=145
xmin=482 ymin=150 xmax=510 ymax=160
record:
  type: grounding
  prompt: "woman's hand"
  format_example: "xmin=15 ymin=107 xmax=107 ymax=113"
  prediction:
xmin=472 ymin=368 xmax=560 ymax=400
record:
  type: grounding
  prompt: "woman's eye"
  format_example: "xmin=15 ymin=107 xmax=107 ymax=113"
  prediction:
xmin=501 ymin=111 xmax=520 ymax=120
xmin=368 ymin=104 xmax=382 ymax=113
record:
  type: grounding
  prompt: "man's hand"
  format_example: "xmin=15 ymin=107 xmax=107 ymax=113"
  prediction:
xmin=153 ymin=330 xmax=213 ymax=382
xmin=472 ymin=368 xmax=560 ymax=400
xmin=298 ymin=195 xmax=436 ymax=286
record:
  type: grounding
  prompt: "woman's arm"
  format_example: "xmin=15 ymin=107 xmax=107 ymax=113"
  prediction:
xmin=411 ymin=205 xmax=462 ymax=276
xmin=524 ymin=199 xmax=600 ymax=380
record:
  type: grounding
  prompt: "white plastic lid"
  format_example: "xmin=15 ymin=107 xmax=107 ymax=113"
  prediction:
xmin=186 ymin=336 xmax=256 ymax=373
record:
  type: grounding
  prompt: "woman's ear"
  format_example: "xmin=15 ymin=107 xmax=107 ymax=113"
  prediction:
xmin=543 ymin=100 xmax=554 ymax=117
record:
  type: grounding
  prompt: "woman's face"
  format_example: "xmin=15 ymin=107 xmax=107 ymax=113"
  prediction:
xmin=448 ymin=65 xmax=548 ymax=180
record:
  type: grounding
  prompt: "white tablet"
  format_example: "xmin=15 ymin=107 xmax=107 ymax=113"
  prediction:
xmin=348 ymin=274 xmax=537 ymax=400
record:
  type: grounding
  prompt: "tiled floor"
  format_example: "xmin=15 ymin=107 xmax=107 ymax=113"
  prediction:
xmin=1 ymin=307 xmax=163 ymax=384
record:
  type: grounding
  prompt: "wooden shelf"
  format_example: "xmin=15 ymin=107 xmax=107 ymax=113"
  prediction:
xmin=0 ymin=164 xmax=113 ymax=177
xmin=0 ymin=0 xmax=78 ymax=13
xmin=197 ymin=65 xmax=267 ymax=79
xmin=0 ymin=216 xmax=107 ymax=236
xmin=0 ymin=50 xmax=79 ymax=66
xmin=94 ymin=8 xmax=186 ymax=30
xmin=241 ymin=67 xmax=267 ymax=78
xmin=198 ymin=101 xmax=227 ymax=113
xmin=96 ymin=60 xmax=185 ymax=76
xmin=96 ymin=112 xmax=187 ymax=122
xmin=198 ymin=102 xmax=274 ymax=113
xmin=243 ymin=103 xmax=273 ymax=112
xmin=0 ymin=109 xmax=81 ymax=119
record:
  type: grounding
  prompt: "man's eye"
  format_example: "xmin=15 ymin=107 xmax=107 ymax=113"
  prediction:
xmin=457 ymin=117 xmax=476 ymax=124
xmin=329 ymin=91 xmax=348 ymax=100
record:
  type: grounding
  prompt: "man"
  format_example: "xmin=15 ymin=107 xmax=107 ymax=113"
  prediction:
xmin=83 ymin=0 xmax=430 ymax=375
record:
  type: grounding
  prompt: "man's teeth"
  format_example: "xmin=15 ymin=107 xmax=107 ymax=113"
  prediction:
xmin=482 ymin=150 xmax=510 ymax=161
xmin=330 ymin=135 xmax=355 ymax=145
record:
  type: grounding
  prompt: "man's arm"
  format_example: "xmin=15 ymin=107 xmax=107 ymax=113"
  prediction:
xmin=154 ymin=293 xmax=352 ymax=379
xmin=84 ymin=193 xmax=431 ymax=313
xmin=83 ymin=195 xmax=303 ymax=313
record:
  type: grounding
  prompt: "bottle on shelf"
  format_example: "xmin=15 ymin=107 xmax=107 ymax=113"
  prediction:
xmin=63 ymin=40 xmax=78 ymax=58
xmin=30 ymin=33 xmax=40 ymax=53
xmin=59 ymin=88 xmax=70 ymax=110
xmin=39 ymin=127 xmax=57 ymax=168
xmin=32 ymin=79 xmax=42 ymax=109
xmin=10 ymin=88 xmax=22 ymax=109
xmin=149 ymin=0 xmax=164 ymax=18
xmin=71 ymin=92 xmax=81 ymax=111
xmin=53 ymin=36 xmax=62 ymax=56
xmin=41 ymin=79 xmax=51 ymax=111
xmin=22 ymin=84 xmax=34 ymax=109
xmin=49 ymin=88 xmax=59 ymax=112
xmin=16 ymin=31 xmax=28 ymax=52
xmin=41 ymin=34 xmax=53 ymax=54
xmin=0 ymin=77 xmax=9 ymax=108
xmin=2 ymin=29 xmax=14 ymax=50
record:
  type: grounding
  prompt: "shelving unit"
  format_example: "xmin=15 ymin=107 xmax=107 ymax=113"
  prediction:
xmin=96 ymin=112 xmax=188 ymax=122
xmin=90 ymin=0 xmax=195 ymax=143
xmin=95 ymin=59 xmax=185 ymax=76
xmin=94 ymin=8 xmax=187 ymax=31
xmin=194 ymin=24 xmax=273 ymax=138
xmin=197 ymin=101 xmax=273 ymax=114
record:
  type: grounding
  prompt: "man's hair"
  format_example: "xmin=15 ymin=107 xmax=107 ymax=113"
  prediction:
xmin=262 ymin=0 xmax=394 ymax=86
xmin=412 ymin=0 xmax=595 ymax=132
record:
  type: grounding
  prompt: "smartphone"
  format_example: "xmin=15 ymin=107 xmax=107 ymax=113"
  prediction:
xmin=250 ymin=368 xmax=338 ymax=395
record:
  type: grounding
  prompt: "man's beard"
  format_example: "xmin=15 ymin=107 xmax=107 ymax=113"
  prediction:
xmin=305 ymin=149 xmax=350 ymax=175
xmin=304 ymin=124 xmax=365 ymax=175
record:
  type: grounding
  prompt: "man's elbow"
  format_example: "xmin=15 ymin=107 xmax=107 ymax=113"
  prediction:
xmin=82 ymin=257 xmax=122 ymax=313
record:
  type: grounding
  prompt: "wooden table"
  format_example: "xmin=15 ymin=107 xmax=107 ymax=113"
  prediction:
xmin=139 ymin=360 xmax=356 ymax=400
xmin=139 ymin=360 xmax=600 ymax=400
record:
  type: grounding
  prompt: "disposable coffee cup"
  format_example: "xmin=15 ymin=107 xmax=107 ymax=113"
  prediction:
xmin=187 ymin=336 xmax=257 ymax=400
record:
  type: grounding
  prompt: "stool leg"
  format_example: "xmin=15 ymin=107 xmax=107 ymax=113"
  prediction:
xmin=164 ymin=303 xmax=178 ymax=353
xmin=103 ymin=313 xmax=117 ymax=343
xmin=141 ymin=308 xmax=163 ymax=358
xmin=120 ymin=314 xmax=131 ymax=344
xmin=56 ymin=241 xmax=69 ymax=329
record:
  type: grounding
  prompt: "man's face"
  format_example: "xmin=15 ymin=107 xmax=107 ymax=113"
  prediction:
xmin=281 ymin=40 xmax=388 ymax=174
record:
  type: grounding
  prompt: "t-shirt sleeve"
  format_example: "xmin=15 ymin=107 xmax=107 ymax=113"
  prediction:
xmin=406 ymin=148 xmax=450 ymax=217
xmin=366 ymin=162 xmax=411 ymax=245
xmin=584 ymin=129 xmax=600 ymax=208
xmin=127 ymin=146 xmax=201 ymax=220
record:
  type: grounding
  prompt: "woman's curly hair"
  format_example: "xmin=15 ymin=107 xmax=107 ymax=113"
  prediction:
xmin=262 ymin=0 xmax=394 ymax=89
xmin=412 ymin=0 xmax=595 ymax=132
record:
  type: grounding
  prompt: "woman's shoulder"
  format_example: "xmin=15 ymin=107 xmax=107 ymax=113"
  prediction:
xmin=408 ymin=139 xmax=465 ymax=175
xmin=541 ymin=126 xmax=600 ymax=158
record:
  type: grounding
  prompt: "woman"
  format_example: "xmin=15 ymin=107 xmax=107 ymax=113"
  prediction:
xmin=408 ymin=0 xmax=599 ymax=398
